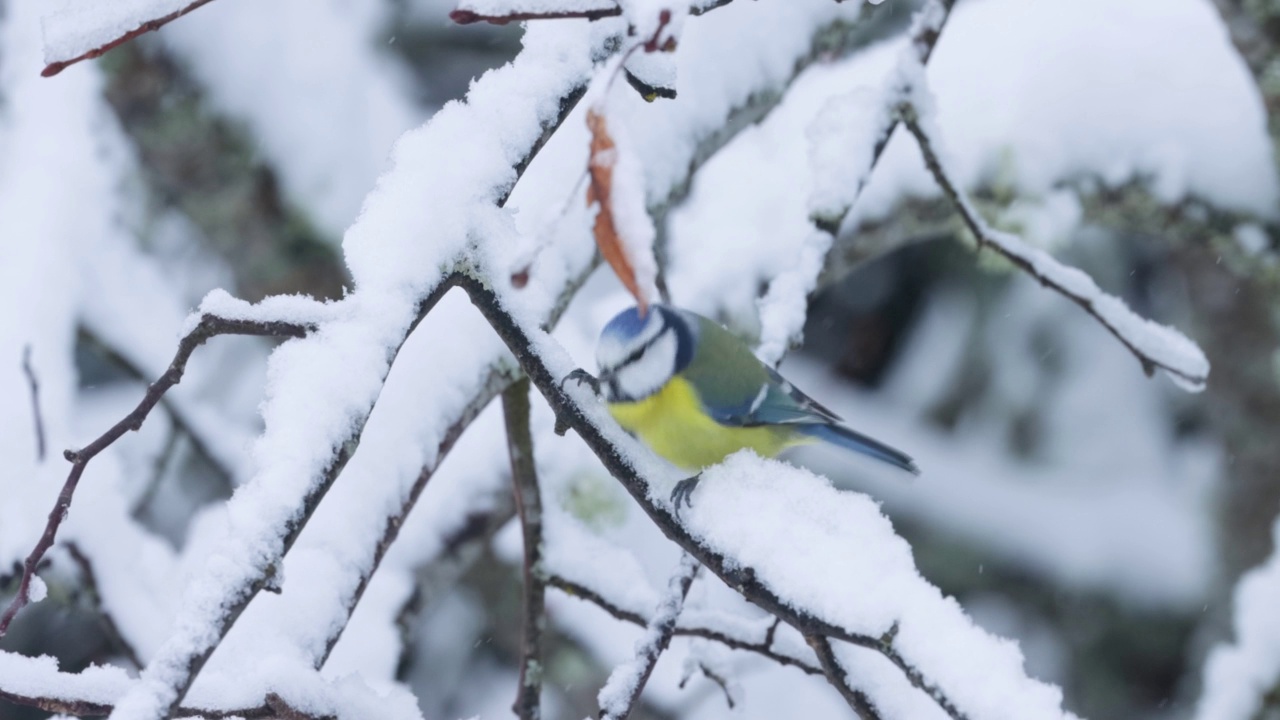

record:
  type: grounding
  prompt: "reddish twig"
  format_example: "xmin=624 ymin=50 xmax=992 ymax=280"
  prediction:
xmin=0 ymin=314 xmax=311 ymax=638
xmin=42 ymin=0 xmax=218 ymax=77
xmin=21 ymin=345 xmax=45 ymax=462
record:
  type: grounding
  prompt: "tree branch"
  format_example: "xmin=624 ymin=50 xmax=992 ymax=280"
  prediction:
xmin=597 ymin=552 xmax=699 ymax=720
xmin=503 ymin=377 xmax=547 ymax=720
xmin=21 ymin=345 xmax=45 ymax=463
xmin=806 ymin=634 xmax=882 ymax=720
xmin=0 ymin=686 xmax=331 ymax=720
xmin=899 ymin=100 xmax=1210 ymax=390
xmin=450 ymin=0 xmax=737 ymax=26
xmin=547 ymin=574 xmax=821 ymax=675
xmin=42 ymin=0 xmax=218 ymax=77
xmin=63 ymin=543 xmax=144 ymax=671
xmin=0 ymin=314 xmax=311 ymax=639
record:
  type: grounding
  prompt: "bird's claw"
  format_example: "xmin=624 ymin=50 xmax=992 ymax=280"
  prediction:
xmin=561 ymin=368 xmax=601 ymax=396
xmin=671 ymin=474 xmax=701 ymax=517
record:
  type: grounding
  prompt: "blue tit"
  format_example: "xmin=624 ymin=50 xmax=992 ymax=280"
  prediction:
xmin=586 ymin=304 xmax=918 ymax=510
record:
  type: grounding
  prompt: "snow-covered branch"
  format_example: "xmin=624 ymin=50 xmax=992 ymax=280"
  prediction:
xmin=756 ymin=0 xmax=954 ymax=366
xmin=455 ymin=269 xmax=1065 ymax=719
xmin=598 ymin=552 xmax=699 ymax=720
xmin=41 ymin=0 xmax=218 ymax=77
xmin=807 ymin=0 xmax=954 ymax=236
xmin=897 ymin=90 xmax=1211 ymax=391
xmin=103 ymin=22 xmax=609 ymax=718
xmin=0 ymin=309 xmax=313 ymax=639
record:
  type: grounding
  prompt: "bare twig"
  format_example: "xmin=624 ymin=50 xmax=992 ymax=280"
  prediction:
xmin=678 ymin=661 xmax=736 ymax=708
xmin=597 ymin=552 xmax=699 ymax=720
xmin=503 ymin=377 xmax=547 ymax=720
xmin=78 ymin=327 xmax=235 ymax=485
xmin=21 ymin=345 xmax=45 ymax=462
xmin=0 ymin=314 xmax=311 ymax=639
xmin=451 ymin=4 xmax=621 ymax=25
xmin=64 ymin=542 xmax=144 ymax=670
xmin=42 ymin=0 xmax=218 ymax=77
xmin=899 ymin=103 xmax=1210 ymax=389
xmin=806 ymin=634 xmax=881 ymax=720
xmin=548 ymin=574 xmax=820 ymax=674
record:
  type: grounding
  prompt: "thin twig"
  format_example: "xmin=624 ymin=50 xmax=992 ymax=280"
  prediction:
xmin=78 ymin=327 xmax=234 ymax=485
xmin=597 ymin=552 xmax=699 ymax=720
xmin=0 ymin=315 xmax=311 ymax=639
xmin=899 ymin=103 xmax=1209 ymax=388
xmin=503 ymin=377 xmax=547 ymax=720
xmin=450 ymin=0 xmax=737 ymax=26
xmin=42 ymin=0 xmax=218 ymax=77
xmin=21 ymin=345 xmax=45 ymax=462
xmin=806 ymin=634 xmax=882 ymax=720
xmin=64 ymin=542 xmax=144 ymax=670
xmin=548 ymin=574 xmax=820 ymax=674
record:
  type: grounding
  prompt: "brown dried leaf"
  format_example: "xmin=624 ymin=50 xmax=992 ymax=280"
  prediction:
xmin=586 ymin=108 xmax=648 ymax=313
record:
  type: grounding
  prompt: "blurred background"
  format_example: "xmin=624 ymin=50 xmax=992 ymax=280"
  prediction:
xmin=2 ymin=0 xmax=1279 ymax=718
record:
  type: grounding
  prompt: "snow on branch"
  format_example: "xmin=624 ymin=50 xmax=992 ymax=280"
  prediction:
xmin=807 ymin=0 xmax=954 ymax=235
xmin=0 ymin=649 xmax=387 ymax=719
xmin=756 ymin=0 xmax=954 ymax=367
xmin=455 ymin=269 xmax=1071 ymax=720
xmin=597 ymin=552 xmax=700 ymax=720
xmin=41 ymin=0 xmax=217 ymax=77
xmin=104 ymin=22 xmax=608 ymax=719
xmin=895 ymin=76 xmax=1211 ymax=391
xmin=0 ymin=306 xmax=313 ymax=640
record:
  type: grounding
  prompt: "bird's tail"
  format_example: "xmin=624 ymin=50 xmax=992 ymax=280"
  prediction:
xmin=799 ymin=423 xmax=920 ymax=475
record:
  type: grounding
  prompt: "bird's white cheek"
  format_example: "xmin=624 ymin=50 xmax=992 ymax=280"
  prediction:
xmin=615 ymin=333 xmax=677 ymax=400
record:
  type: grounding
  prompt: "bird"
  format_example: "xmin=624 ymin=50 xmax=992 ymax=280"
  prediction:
xmin=567 ymin=304 xmax=919 ymax=512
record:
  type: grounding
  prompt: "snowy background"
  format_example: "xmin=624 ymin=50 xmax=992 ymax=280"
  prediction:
xmin=3 ymin=0 xmax=1280 ymax=718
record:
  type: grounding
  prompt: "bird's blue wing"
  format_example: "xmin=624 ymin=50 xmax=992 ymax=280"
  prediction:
xmin=706 ymin=366 xmax=842 ymax=427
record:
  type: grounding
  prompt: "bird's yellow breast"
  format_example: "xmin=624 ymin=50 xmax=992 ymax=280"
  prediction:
xmin=606 ymin=376 xmax=800 ymax=471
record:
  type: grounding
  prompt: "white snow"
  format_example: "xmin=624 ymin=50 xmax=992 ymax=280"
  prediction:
xmin=1196 ymin=520 xmax=1280 ymax=720
xmin=41 ymin=0 xmax=192 ymax=65
xmin=685 ymin=452 xmax=1074 ymax=720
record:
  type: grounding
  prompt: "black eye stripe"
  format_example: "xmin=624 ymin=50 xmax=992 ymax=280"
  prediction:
xmin=607 ymin=315 xmax=671 ymax=374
